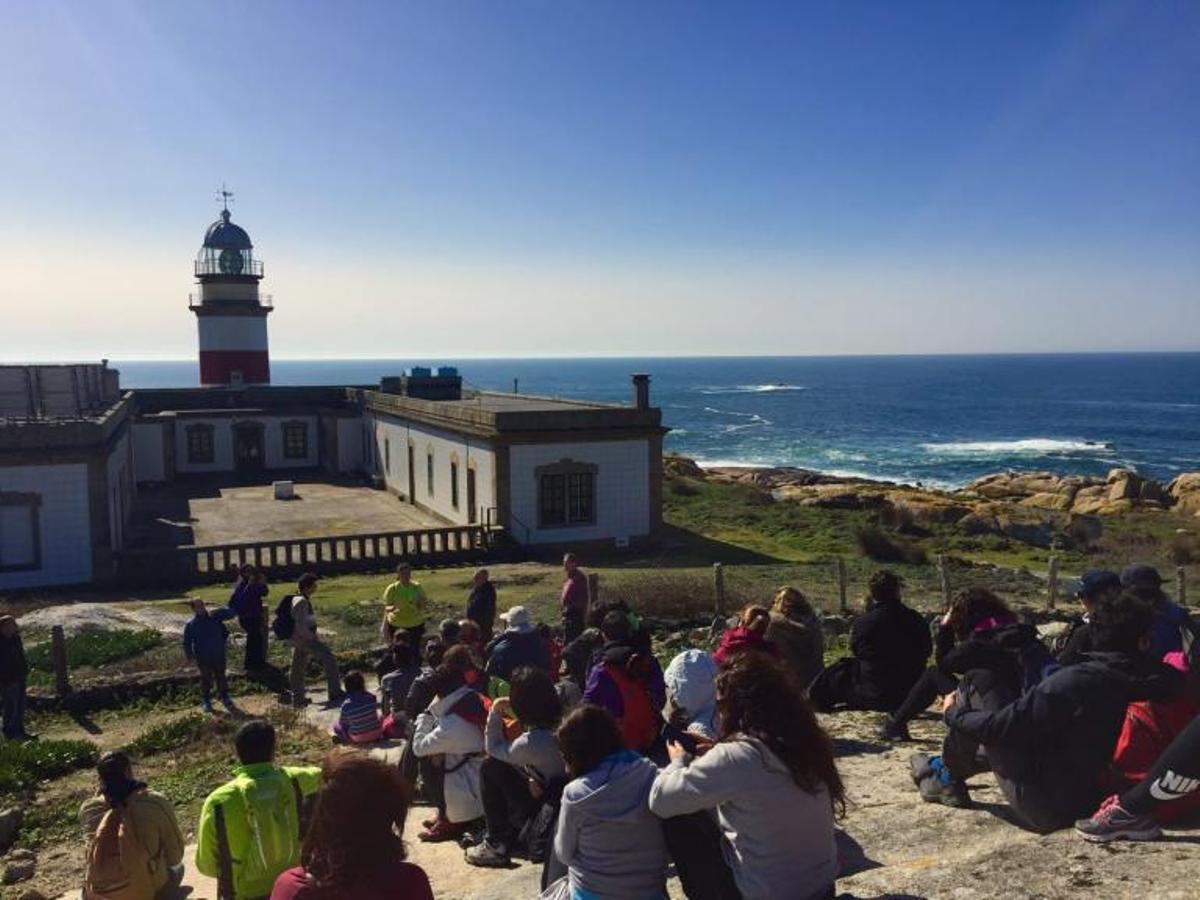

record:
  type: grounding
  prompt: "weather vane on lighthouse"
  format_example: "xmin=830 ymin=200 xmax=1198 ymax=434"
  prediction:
xmin=215 ymin=184 xmax=235 ymax=217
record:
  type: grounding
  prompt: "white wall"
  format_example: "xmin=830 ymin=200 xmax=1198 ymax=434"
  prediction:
xmin=336 ymin=417 xmax=363 ymax=473
xmin=364 ymin=412 xmax=495 ymax=525
xmin=132 ymin=422 xmax=166 ymax=483
xmin=509 ymin=440 xmax=651 ymax=545
xmin=0 ymin=463 xmax=93 ymax=590
xmin=173 ymin=415 xmax=319 ymax=474
xmin=105 ymin=430 xmax=133 ymax=551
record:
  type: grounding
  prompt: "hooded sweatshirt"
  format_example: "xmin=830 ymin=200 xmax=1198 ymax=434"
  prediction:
xmin=765 ymin=612 xmax=825 ymax=689
xmin=554 ymin=751 xmax=669 ymax=900
xmin=663 ymin=649 xmax=719 ymax=739
xmin=649 ymin=736 xmax=837 ymax=900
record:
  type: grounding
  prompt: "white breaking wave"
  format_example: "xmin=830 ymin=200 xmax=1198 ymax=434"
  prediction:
xmin=920 ymin=438 xmax=1114 ymax=457
xmin=698 ymin=384 xmax=807 ymax=395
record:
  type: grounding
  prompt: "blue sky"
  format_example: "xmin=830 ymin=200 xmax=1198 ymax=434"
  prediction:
xmin=1 ymin=1 xmax=1197 ymax=358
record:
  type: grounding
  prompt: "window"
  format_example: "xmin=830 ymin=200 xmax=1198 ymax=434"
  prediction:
xmin=282 ymin=421 xmax=308 ymax=460
xmin=185 ymin=423 xmax=215 ymax=464
xmin=451 ymin=461 xmax=460 ymax=509
xmin=537 ymin=460 xmax=596 ymax=528
xmin=426 ymin=450 xmax=435 ymax=496
xmin=0 ymin=492 xmax=41 ymax=572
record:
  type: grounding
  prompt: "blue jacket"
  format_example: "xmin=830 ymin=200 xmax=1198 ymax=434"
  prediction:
xmin=183 ymin=609 xmax=235 ymax=665
xmin=485 ymin=630 xmax=551 ymax=681
xmin=1149 ymin=597 xmax=1194 ymax=661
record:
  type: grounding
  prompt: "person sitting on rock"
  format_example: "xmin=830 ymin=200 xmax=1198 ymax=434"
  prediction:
xmin=878 ymin=587 xmax=1053 ymax=742
xmin=485 ymin=606 xmax=551 ymax=684
xmin=583 ymin=610 xmax=666 ymax=755
xmin=270 ymin=750 xmax=434 ymax=900
xmin=410 ymin=661 xmax=488 ymax=843
xmin=808 ymin=570 xmax=932 ymax=714
xmin=332 ymin=670 xmax=385 ymax=744
xmin=1053 ymin=570 xmax=1122 ymax=665
xmin=466 ymin=665 xmax=566 ymax=868
xmin=377 ymin=638 xmax=421 ymax=718
xmin=912 ymin=591 xmax=1184 ymax=832
xmin=765 ymin=586 xmax=826 ymax=690
xmin=81 ymin=750 xmax=185 ymax=900
xmin=196 ymin=721 xmax=322 ymax=899
xmin=1121 ymin=563 xmax=1196 ymax=659
xmin=546 ymin=704 xmax=669 ymax=900
xmin=713 ymin=605 xmax=778 ymax=667
xmin=663 ymin=647 xmax=721 ymax=741
xmin=650 ymin=652 xmax=843 ymax=900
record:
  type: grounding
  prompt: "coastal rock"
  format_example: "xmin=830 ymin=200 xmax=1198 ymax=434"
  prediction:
xmin=1169 ymin=473 xmax=1200 ymax=517
xmin=0 ymin=809 xmax=20 ymax=855
xmin=2 ymin=849 xmax=35 ymax=884
xmin=883 ymin=492 xmax=971 ymax=525
xmin=784 ymin=484 xmax=886 ymax=509
xmin=663 ymin=456 xmax=707 ymax=479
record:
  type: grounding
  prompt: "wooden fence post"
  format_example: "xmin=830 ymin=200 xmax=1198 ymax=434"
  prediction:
xmin=1178 ymin=566 xmax=1188 ymax=608
xmin=936 ymin=554 xmax=951 ymax=611
xmin=713 ymin=562 xmax=726 ymax=618
xmin=51 ymin=625 xmax=70 ymax=696
xmin=1047 ymin=555 xmax=1060 ymax=611
xmin=836 ymin=558 xmax=848 ymax=615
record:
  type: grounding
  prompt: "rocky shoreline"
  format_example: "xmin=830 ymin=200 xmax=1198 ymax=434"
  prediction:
xmin=666 ymin=456 xmax=1200 ymax=550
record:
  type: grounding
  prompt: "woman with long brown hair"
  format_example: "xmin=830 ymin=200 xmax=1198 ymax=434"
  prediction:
xmin=270 ymin=750 xmax=433 ymax=900
xmin=650 ymin=652 xmax=843 ymax=900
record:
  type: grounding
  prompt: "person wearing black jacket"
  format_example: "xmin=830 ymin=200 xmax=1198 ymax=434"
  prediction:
xmin=1053 ymin=569 xmax=1121 ymax=666
xmin=0 ymin=616 xmax=32 ymax=740
xmin=879 ymin=588 xmax=1051 ymax=741
xmin=912 ymin=591 xmax=1184 ymax=833
xmin=484 ymin=607 xmax=551 ymax=683
xmin=466 ymin=568 xmax=498 ymax=643
xmin=809 ymin=570 xmax=932 ymax=713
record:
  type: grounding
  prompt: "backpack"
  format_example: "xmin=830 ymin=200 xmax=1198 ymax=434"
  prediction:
xmin=271 ymin=594 xmax=297 ymax=640
xmin=605 ymin=658 xmax=659 ymax=753
xmin=83 ymin=799 xmax=156 ymax=900
xmin=215 ymin=773 xmax=306 ymax=898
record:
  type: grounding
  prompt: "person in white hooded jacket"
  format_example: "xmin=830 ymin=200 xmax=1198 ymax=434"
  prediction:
xmin=411 ymin=665 xmax=486 ymax=843
xmin=543 ymin=704 xmax=669 ymax=900
xmin=663 ymin=648 xmax=720 ymax=740
xmin=650 ymin=652 xmax=843 ymax=900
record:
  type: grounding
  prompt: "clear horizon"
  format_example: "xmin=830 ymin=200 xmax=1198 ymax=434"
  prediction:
xmin=2 ymin=2 xmax=1198 ymax=360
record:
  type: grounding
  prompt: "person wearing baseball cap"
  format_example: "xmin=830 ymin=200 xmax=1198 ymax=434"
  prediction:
xmin=1121 ymin=564 xmax=1194 ymax=660
xmin=1055 ymin=570 xmax=1122 ymax=665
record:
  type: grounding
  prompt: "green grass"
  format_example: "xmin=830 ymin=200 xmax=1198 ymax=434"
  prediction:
xmin=123 ymin=713 xmax=211 ymax=758
xmin=0 ymin=738 xmax=98 ymax=796
xmin=26 ymin=628 xmax=163 ymax=673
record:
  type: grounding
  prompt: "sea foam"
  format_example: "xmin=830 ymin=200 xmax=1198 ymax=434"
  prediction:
xmin=920 ymin=438 xmax=1113 ymax=457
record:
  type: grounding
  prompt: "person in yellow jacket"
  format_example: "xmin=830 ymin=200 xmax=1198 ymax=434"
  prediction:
xmin=196 ymin=721 xmax=321 ymax=900
xmin=382 ymin=562 xmax=429 ymax=656
xmin=80 ymin=750 xmax=185 ymax=898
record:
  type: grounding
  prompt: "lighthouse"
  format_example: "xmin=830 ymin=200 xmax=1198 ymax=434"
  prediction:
xmin=189 ymin=191 xmax=272 ymax=387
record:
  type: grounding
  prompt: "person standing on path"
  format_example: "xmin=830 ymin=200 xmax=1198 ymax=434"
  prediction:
xmin=288 ymin=574 xmax=343 ymax=708
xmin=232 ymin=567 xmax=271 ymax=672
xmin=560 ymin=553 xmax=589 ymax=644
xmin=382 ymin=563 xmax=429 ymax=658
xmin=0 ymin=616 xmax=32 ymax=741
xmin=466 ymin=567 xmax=497 ymax=643
xmin=183 ymin=599 xmax=238 ymax=714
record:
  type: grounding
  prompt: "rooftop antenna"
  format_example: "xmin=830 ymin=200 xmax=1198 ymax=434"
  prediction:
xmin=215 ymin=183 xmax=235 ymax=215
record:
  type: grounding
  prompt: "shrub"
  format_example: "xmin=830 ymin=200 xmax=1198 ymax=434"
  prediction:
xmin=0 ymin=738 xmax=98 ymax=795
xmin=854 ymin=525 xmax=928 ymax=565
xmin=1168 ymin=534 xmax=1196 ymax=566
xmin=124 ymin=713 xmax=212 ymax=758
xmin=26 ymin=628 xmax=162 ymax=673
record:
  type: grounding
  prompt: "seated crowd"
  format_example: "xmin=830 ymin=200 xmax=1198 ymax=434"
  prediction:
xmin=68 ymin=554 xmax=1199 ymax=899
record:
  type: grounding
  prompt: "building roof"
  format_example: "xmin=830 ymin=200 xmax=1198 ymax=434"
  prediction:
xmin=203 ymin=209 xmax=253 ymax=250
xmin=0 ymin=363 xmax=120 ymax=422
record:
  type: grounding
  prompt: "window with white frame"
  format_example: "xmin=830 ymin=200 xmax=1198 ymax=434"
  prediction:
xmin=282 ymin=421 xmax=309 ymax=460
xmin=185 ymin=423 xmax=215 ymax=464
xmin=537 ymin=460 xmax=597 ymax=528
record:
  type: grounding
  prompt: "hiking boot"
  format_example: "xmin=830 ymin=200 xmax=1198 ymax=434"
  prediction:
xmin=909 ymin=753 xmax=935 ymax=785
xmin=465 ymin=839 xmax=511 ymax=868
xmin=918 ymin=773 xmax=972 ymax=808
xmin=419 ymin=817 xmax=466 ymax=843
xmin=877 ymin=719 xmax=912 ymax=742
xmin=1075 ymin=796 xmax=1162 ymax=843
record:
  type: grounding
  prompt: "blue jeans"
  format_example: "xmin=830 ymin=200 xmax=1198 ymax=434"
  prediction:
xmin=2 ymin=681 xmax=26 ymax=739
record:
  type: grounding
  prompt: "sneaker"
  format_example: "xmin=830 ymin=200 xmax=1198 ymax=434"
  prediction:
xmin=421 ymin=815 xmax=439 ymax=829
xmin=918 ymin=773 xmax=972 ymax=809
xmin=419 ymin=818 xmax=466 ymax=843
xmin=220 ymin=694 xmax=237 ymax=711
xmin=909 ymin=753 xmax=935 ymax=785
xmin=465 ymin=839 xmax=511 ymax=868
xmin=201 ymin=700 xmax=215 ymax=714
xmin=1075 ymin=797 xmax=1162 ymax=843
xmin=877 ymin=719 xmax=912 ymax=742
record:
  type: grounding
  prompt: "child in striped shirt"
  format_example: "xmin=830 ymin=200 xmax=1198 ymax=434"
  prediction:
xmin=333 ymin=671 xmax=384 ymax=744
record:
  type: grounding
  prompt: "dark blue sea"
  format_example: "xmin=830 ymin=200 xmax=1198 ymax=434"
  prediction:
xmin=116 ymin=355 xmax=1200 ymax=489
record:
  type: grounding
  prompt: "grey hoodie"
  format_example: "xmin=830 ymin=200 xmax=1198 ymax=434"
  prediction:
xmin=554 ymin=751 xmax=669 ymax=900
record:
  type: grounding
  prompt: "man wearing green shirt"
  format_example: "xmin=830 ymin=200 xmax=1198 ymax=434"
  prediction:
xmin=196 ymin=720 xmax=321 ymax=900
xmin=382 ymin=562 xmax=429 ymax=656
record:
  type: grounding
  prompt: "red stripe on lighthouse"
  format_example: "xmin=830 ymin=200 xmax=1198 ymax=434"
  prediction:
xmin=199 ymin=350 xmax=271 ymax=386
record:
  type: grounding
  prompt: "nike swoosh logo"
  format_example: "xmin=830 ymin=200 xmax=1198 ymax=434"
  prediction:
xmin=1149 ymin=771 xmax=1200 ymax=802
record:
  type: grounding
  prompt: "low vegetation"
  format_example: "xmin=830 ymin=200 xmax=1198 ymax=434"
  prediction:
xmin=26 ymin=627 xmax=162 ymax=672
xmin=0 ymin=737 xmax=98 ymax=796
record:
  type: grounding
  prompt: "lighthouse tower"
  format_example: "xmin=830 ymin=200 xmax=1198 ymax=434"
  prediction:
xmin=190 ymin=192 xmax=272 ymax=387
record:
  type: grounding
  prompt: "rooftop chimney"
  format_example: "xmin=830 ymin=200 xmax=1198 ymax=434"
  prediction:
xmin=632 ymin=373 xmax=650 ymax=410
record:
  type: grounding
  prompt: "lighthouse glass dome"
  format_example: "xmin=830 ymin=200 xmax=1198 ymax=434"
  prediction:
xmin=195 ymin=209 xmax=263 ymax=277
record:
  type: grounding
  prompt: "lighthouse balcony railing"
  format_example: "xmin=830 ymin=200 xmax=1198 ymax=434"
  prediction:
xmin=194 ymin=258 xmax=264 ymax=277
xmin=188 ymin=294 xmax=273 ymax=311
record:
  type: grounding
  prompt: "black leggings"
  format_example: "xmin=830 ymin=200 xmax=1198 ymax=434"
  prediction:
xmin=660 ymin=812 xmax=743 ymax=900
xmin=480 ymin=757 xmax=537 ymax=845
xmin=1121 ymin=714 xmax=1200 ymax=815
xmin=891 ymin=666 xmax=958 ymax=728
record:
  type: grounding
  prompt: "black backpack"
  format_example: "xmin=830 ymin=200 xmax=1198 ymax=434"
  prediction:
xmin=271 ymin=595 xmax=297 ymax=640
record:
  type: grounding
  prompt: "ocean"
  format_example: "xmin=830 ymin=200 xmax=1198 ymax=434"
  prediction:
xmin=115 ymin=354 xmax=1200 ymax=489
